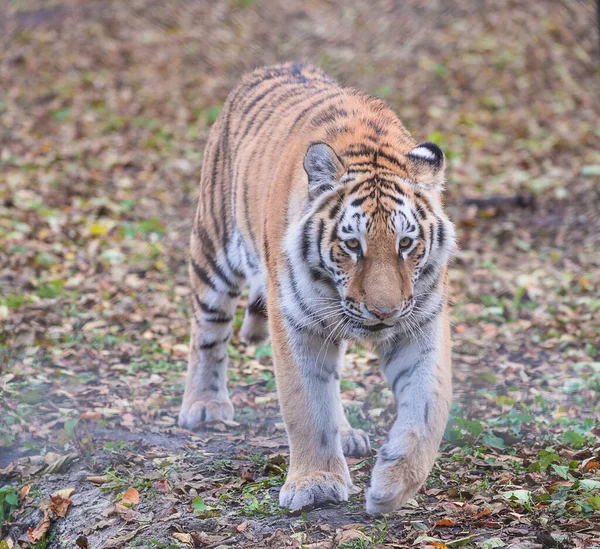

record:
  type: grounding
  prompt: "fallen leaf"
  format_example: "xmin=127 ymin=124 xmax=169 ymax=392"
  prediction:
xmin=50 ymin=494 xmax=73 ymax=518
xmin=334 ymin=529 xmax=369 ymax=544
xmin=155 ymin=480 xmax=169 ymax=492
xmin=236 ymin=521 xmax=248 ymax=532
xmin=52 ymin=487 xmax=75 ymax=499
xmin=27 ymin=510 xmax=51 ymax=543
xmin=112 ymin=502 xmax=136 ymax=522
xmin=86 ymin=475 xmax=108 ymax=484
xmin=190 ymin=531 xmax=227 ymax=546
xmin=172 ymin=532 xmax=192 ymax=545
xmin=20 ymin=484 xmax=31 ymax=500
xmin=104 ymin=526 xmax=147 ymax=548
xmin=435 ymin=517 xmax=455 ymax=527
xmin=121 ymin=487 xmax=140 ymax=505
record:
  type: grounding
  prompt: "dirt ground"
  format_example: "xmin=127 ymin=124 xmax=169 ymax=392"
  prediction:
xmin=1 ymin=1 xmax=600 ymax=548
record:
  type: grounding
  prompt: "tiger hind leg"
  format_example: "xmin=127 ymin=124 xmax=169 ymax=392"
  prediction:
xmin=178 ymin=232 xmax=244 ymax=430
xmin=240 ymin=278 xmax=269 ymax=345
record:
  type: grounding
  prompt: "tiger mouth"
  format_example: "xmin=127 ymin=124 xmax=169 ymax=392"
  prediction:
xmin=348 ymin=320 xmax=393 ymax=332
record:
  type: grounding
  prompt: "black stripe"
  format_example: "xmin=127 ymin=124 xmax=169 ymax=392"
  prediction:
xmin=328 ymin=199 xmax=343 ymax=219
xmin=310 ymin=106 xmax=349 ymax=128
xmin=421 ymin=263 xmax=436 ymax=278
xmin=301 ymin=220 xmax=312 ymax=262
xmin=351 ymin=196 xmax=368 ymax=207
xmin=191 ymin=259 xmax=218 ymax=292
xmin=392 ymin=363 xmax=419 ymax=394
xmin=378 ymin=150 xmax=406 ymax=170
xmin=236 ymin=80 xmax=304 ymax=147
xmin=205 ymin=315 xmax=233 ymax=324
xmin=286 ymin=259 xmax=316 ymax=319
xmin=287 ymin=92 xmax=344 ymax=135
xmin=248 ymin=296 xmax=267 ymax=317
xmin=199 ymin=332 xmax=231 ymax=350
xmin=251 ymin=85 xmax=334 ymax=139
xmin=242 ymin=79 xmax=288 ymax=117
xmin=194 ymin=293 xmax=223 ymax=316
xmin=437 ymin=223 xmax=446 ymax=249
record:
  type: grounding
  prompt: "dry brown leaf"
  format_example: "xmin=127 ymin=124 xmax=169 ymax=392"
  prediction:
xmin=334 ymin=529 xmax=369 ymax=544
xmin=172 ymin=532 xmax=193 ymax=545
xmin=20 ymin=484 xmax=31 ymax=500
xmin=52 ymin=487 xmax=75 ymax=499
xmin=113 ymin=503 xmax=136 ymax=522
xmin=104 ymin=526 xmax=147 ymax=548
xmin=121 ymin=487 xmax=140 ymax=505
xmin=81 ymin=411 xmax=102 ymax=420
xmin=86 ymin=475 xmax=108 ymax=485
xmin=155 ymin=480 xmax=169 ymax=492
xmin=50 ymin=494 xmax=73 ymax=518
xmin=435 ymin=517 xmax=455 ymax=527
xmin=27 ymin=510 xmax=51 ymax=543
xmin=190 ymin=531 xmax=227 ymax=546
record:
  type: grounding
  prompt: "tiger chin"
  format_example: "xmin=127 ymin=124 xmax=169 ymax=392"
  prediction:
xmin=178 ymin=63 xmax=456 ymax=515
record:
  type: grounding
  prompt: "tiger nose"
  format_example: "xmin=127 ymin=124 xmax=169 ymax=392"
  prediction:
xmin=366 ymin=305 xmax=400 ymax=320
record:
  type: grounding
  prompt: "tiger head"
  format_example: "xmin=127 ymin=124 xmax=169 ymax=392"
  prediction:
xmin=301 ymin=141 xmax=456 ymax=340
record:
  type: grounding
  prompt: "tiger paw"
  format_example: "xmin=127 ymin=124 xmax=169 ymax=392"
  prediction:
xmin=279 ymin=472 xmax=349 ymax=510
xmin=178 ymin=397 xmax=234 ymax=430
xmin=365 ymin=456 xmax=427 ymax=515
xmin=341 ymin=427 xmax=372 ymax=458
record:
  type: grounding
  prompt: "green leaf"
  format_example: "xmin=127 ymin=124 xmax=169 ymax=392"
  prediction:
xmin=502 ymin=489 xmax=532 ymax=507
xmin=482 ymin=432 xmax=505 ymax=449
xmin=579 ymin=479 xmax=600 ymax=492
xmin=447 ymin=535 xmax=478 ymax=547
xmin=192 ymin=496 xmax=207 ymax=511
xmin=4 ymin=491 xmax=19 ymax=506
xmin=254 ymin=343 xmax=272 ymax=359
xmin=561 ymin=430 xmax=587 ymax=448
xmin=551 ymin=464 xmax=571 ymax=480
xmin=413 ymin=536 xmax=444 ymax=546
xmin=52 ymin=107 xmax=70 ymax=121
xmin=587 ymin=496 xmax=600 ymax=510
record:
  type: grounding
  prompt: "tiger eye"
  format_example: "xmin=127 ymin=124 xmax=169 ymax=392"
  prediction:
xmin=346 ymin=238 xmax=361 ymax=250
xmin=398 ymin=237 xmax=413 ymax=250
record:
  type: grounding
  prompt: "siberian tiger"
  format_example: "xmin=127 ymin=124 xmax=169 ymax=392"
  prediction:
xmin=178 ymin=63 xmax=456 ymax=514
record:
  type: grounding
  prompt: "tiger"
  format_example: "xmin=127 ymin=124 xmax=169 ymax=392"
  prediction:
xmin=178 ymin=62 xmax=456 ymax=514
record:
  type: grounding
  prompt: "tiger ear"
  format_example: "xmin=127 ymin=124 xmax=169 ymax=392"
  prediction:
xmin=303 ymin=142 xmax=345 ymax=201
xmin=405 ymin=142 xmax=446 ymax=190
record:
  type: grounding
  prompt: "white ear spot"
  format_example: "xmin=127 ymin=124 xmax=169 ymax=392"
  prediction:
xmin=409 ymin=146 xmax=437 ymax=161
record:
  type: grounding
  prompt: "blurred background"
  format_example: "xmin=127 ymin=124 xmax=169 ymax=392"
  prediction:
xmin=1 ymin=1 xmax=599 ymax=548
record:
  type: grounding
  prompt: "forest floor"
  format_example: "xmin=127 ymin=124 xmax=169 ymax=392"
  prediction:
xmin=1 ymin=1 xmax=600 ymax=548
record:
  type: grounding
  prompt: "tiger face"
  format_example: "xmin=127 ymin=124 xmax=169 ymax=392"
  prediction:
xmin=302 ymin=141 xmax=455 ymax=341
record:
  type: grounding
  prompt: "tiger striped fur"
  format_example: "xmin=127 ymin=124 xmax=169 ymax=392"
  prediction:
xmin=178 ymin=63 xmax=456 ymax=514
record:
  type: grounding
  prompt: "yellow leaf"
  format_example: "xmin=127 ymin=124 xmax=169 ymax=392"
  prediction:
xmin=89 ymin=223 xmax=109 ymax=236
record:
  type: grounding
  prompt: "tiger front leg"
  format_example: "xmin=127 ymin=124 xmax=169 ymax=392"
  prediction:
xmin=366 ymin=318 xmax=452 ymax=514
xmin=271 ymin=313 xmax=354 ymax=510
